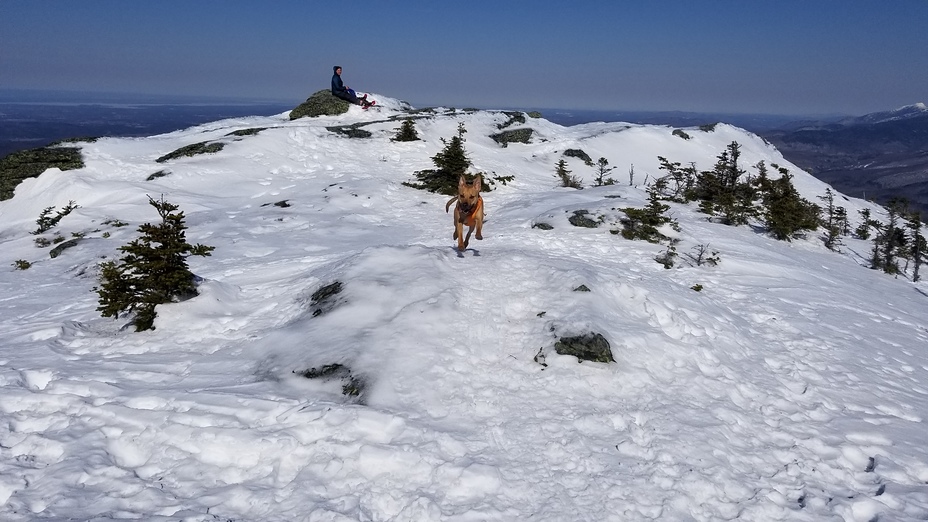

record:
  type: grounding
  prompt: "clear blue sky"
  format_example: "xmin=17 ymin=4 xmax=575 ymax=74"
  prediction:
xmin=2 ymin=0 xmax=926 ymax=115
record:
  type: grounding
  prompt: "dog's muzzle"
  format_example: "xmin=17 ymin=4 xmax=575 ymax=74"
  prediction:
xmin=457 ymin=203 xmax=472 ymax=222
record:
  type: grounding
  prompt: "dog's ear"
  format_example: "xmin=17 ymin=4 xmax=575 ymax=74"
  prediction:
xmin=474 ymin=174 xmax=482 ymax=192
xmin=458 ymin=176 xmax=467 ymax=191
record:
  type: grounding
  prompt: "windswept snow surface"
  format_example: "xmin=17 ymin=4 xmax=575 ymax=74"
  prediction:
xmin=2 ymin=95 xmax=928 ymax=521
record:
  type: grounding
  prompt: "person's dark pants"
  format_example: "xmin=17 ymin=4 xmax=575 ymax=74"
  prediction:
xmin=333 ymin=90 xmax=360 ymax=105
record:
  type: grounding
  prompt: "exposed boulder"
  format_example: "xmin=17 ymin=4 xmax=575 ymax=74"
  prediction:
xmin=49 ymin=238 xmax=82 ymax=259
xmin=568 ymin=210 xmax=599 ymax=228
xmin=0 ymin=146 xmax=84 ymax=201
xmin=226 ymin=127 xmax=267 ymax=137
xmin=490 ymin=128 xmax=534 ymax=147
xmin=554 ymin=333 xmax=615 ymax=363
xmin=290 ymin=90 xmax=351 ymax=120
xmin=497 ymin=111 xmax=526 ymax=129
xmin=310 ymin=281 xmax=344 ymax=317
xmin=326 ymin=124 xmax=373 ymax=139
xmin=155 ymin=141 xmax=224 ymax=163
xmin=563 ymin=148 xmax=593 ymax=165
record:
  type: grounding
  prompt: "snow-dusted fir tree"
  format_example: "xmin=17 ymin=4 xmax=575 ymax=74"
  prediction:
xmin=392 ymin=118 xmax=420 ymax=142
xmin=592 ymin=157 xmax=616 ymax=186
xmin=855 ymin=208 xmax=876 ymax=239
xmin=405 ymin=123 xmax=473 ymax=195
xmin=432 ymin=122 xmax=470 ymax=175
xmin=906 ymin=210 xmax=926 ymax=282
xmin=758 ymin=165 xmax=819 ymax=241
xmin=870 ymin=198 xmax=907 ymax=274
xmin=555 ymin=159 xmax=582 ymax=189
xmin=692 ymin=141 xmax=756 ymax=226
xmin=96 ymin=196 xmax=214 ymax=331
xmin=819 ymin=188 xmax=842 ymax=251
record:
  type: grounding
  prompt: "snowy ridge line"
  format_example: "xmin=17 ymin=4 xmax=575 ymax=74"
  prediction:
xmin=1 ymin=95 xmax=927 ymax=520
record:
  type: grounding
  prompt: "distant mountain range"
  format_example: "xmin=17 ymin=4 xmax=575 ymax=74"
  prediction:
xmin=838 ymin=102 xmax=928 ymax=126
xmin=761 ymin=103 xmax=928 ymax=216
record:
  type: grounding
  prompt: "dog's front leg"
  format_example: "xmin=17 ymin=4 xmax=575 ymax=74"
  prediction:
xmin=454 ymin=217 xmax=466 ymax=250
xmin=457 ymin=226 xmax=467 ymax=250
xmin=463 ymin=225 xmax=474 ymax=249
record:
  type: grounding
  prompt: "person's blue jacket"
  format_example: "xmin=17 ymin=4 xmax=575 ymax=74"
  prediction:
xmin=332 ymin=66 xmax=347 ymax=95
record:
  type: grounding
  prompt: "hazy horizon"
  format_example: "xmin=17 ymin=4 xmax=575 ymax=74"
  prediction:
xmin=0 ymin=87 xmax=872 ymax=120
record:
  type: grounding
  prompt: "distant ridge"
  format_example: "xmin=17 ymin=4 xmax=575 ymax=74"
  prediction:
xmin=838 ymin=102 xmax=928 ymax=126
xmin=763 ymin=102 xmax=928 ymax=214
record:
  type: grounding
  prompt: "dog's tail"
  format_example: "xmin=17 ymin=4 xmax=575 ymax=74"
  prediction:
xmin=445 ymin=197 xmax=457 ymax=213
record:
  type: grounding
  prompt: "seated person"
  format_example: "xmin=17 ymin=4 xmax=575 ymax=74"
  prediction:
xmin=331 ymin=66 xmax=370 ymax=106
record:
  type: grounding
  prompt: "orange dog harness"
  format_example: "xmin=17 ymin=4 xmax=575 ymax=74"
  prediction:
xmin=461 ymin=196 xmax=483 ymax=227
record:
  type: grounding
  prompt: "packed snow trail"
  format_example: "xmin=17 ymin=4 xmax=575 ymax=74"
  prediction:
xmin=1 ymin=98 xmax=927 ymax=521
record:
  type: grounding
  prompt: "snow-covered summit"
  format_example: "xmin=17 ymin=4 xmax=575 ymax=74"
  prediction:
xmin=1 ymin=96 xmax=927 ymax=521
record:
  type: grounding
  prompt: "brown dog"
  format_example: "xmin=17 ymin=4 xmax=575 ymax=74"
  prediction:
xmin=445 ymin=174 xmax=484 ymax=251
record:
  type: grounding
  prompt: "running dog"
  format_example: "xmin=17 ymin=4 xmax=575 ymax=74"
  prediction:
xmin=445 ymin=174 xmax=484 ymax=251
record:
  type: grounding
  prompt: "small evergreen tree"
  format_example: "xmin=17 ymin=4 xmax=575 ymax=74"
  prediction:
xmin=855 ymin=208 xmax=876 ymax=239
xmin=656 ymin=156 xmax=696 ymax=202
xmin=592 ymin=157 xmax=616 ymax=186
xmin=691 ymin=142 xmax=755 ymax=225
xmin=906 ymin=210 xmax=925 ymax=282
xmin=870 ymin=199 xmax=908 ymax=274
xmin=432 ymin=132 xmax=470 ymax=175
xmin=728 ymin=177 xmax=758 ymax=226
xmin=758 ymin=166 xmax=819 ymax=241
xmin=96 ymin=196 xmax=215 ymax=331
xmin=818 ymin=188 xmax=842 ymax=251
xmin=885 ymin=200 xmax=909 ymax=274
xmin=392 ymin=118 xmax=419 ymax=142
xmin=555 ymin=159 xmax=582 ymax=189
xmin=654 ymin=244 xmax=678 ymax=269
xmin=717 ymin=141 xmax=744 ymax=188
xmin=835 ymin=206 xmax=850 ymax=236
xmin=869 ymin=224 xmax=883 ymax=271
xmin=620 ymin=184 xmax=677 ymax=242
xmin=33 ymin=200 xmax=79 ymax=234
xmin=404 ymin=124 xmax=473 ymax=195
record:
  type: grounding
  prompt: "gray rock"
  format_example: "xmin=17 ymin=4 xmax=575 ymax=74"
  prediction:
xmin=554 ymin=333 xmax=615 ymax=363
xmin=568 ymin=210 xmax=598 ymax=228
xmin=290 ymin=90 xmax=351 ymax=119
xmin=49 ymin=238 xmax=81 ymax=259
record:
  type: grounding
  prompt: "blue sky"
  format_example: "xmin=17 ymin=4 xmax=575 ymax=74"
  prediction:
xmin=2 ymin=0 xmax=926 ymax=115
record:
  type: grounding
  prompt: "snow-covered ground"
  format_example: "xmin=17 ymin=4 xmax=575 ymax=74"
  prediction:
xmin=1 ymin=94 xmax=927 ymax=521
